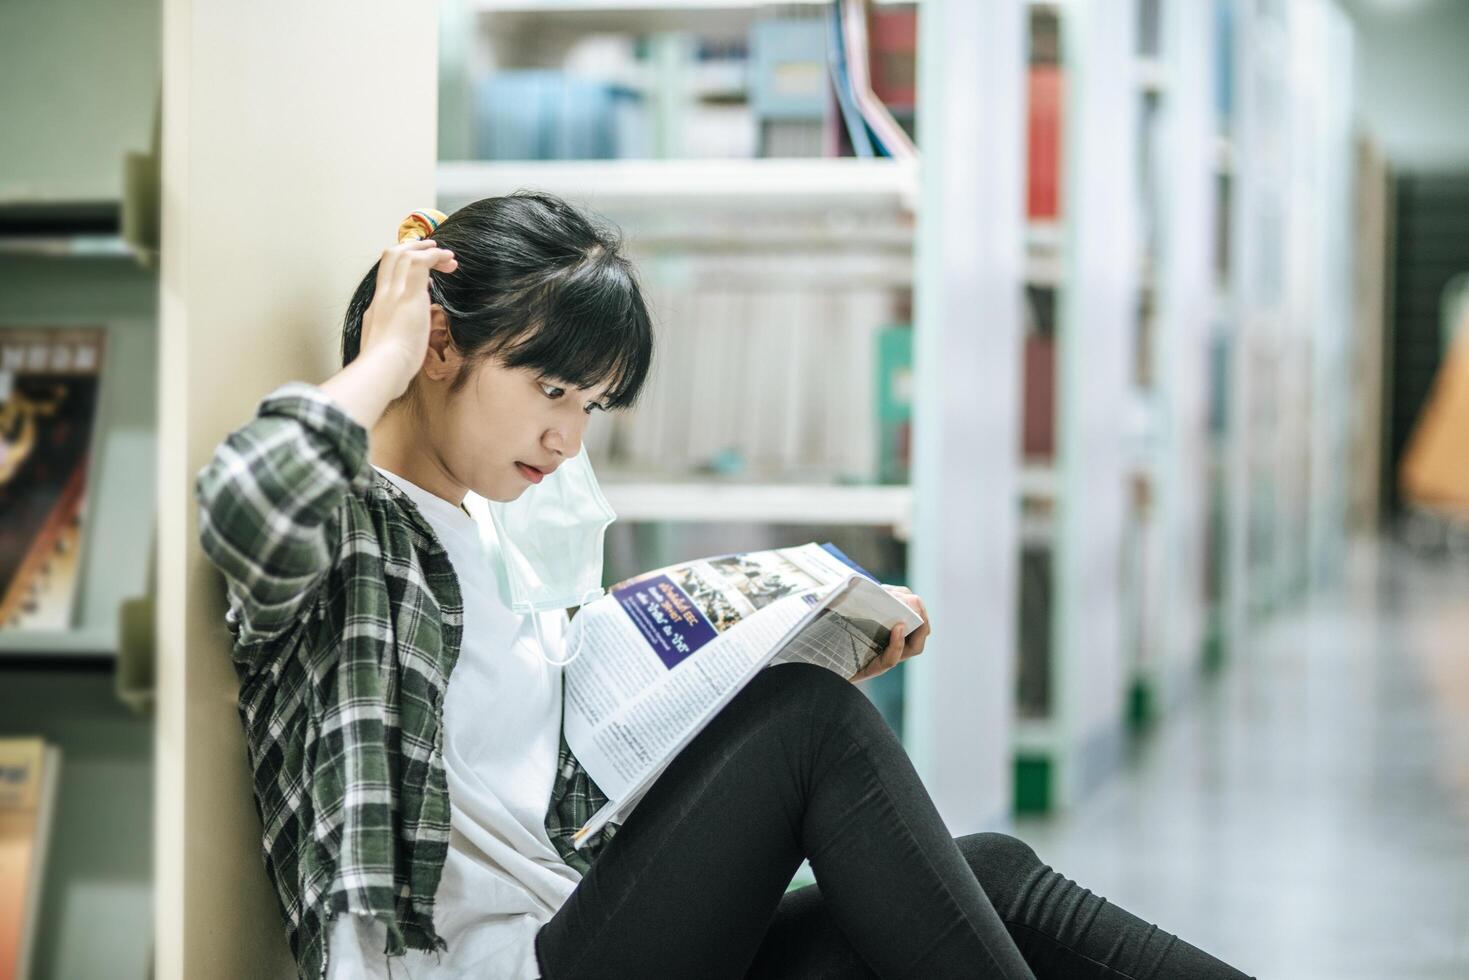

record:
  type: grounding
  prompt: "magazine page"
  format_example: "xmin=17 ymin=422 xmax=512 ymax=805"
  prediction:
xmin=567 ymin=585 xmax=844 ymax=845
xmin=564 ymin=591 xmax=823 ymax=798
xmin=563 ymin=542 xmax=859 ymax=753
xmin=563 ymin=543 xmax=869 ymax=843
xmin=770 ymin=574 xmax=924 ymax=678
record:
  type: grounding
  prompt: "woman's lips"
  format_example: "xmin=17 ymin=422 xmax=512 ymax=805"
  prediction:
xmin=515 ymin=461 xmax=544 ymax=484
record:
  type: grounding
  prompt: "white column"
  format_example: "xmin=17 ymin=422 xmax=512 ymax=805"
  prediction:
xmin=905 ymin=0 xmax=1026 ymax=832
xmin=1155 ymin=0 xmax=1217 ymax=705
xmin=1303 ymin=0 xmax=1356 ymax=590
xmin=156 ymin=3 xmax=439 ymax=976
xmin=1053 ymin=0 xmax=1138 ymax=805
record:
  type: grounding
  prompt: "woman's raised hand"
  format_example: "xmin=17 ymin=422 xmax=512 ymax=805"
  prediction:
xmin=359 ymin=238 xmax=459 ymax=396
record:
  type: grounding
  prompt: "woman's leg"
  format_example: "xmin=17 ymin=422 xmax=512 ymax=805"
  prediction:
xmin=535 ymin=662 xmax=1036 ymax=980
xmin=746 ymin=833 xmax=1256 ymax=980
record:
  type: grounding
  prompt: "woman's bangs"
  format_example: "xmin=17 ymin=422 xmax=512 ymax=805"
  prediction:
xmin=495 ymin=267 xmax=653 ymax=409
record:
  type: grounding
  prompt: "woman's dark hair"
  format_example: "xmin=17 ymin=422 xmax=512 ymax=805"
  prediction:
xmin=342 ymin=192 xmax=654 ymax=410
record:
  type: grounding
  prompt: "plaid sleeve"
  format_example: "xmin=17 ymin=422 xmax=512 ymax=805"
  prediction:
xmin=195 ymin=382 xmax=372 ymax=654
xmin=544 ymin=730 xmax=618 ymax=874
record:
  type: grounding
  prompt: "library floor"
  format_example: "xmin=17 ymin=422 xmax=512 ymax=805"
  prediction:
xmin=1012 ymin=541 xmax=1469 ymax=980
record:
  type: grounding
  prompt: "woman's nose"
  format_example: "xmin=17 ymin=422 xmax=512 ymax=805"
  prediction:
xmin=544 ymin=421 xmax=584 ymax=460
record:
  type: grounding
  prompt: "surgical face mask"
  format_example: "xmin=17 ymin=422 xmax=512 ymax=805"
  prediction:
xmin=463 ymin=447 xmax=616 ymax=667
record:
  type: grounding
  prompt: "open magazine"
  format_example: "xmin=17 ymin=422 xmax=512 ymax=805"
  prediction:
xmin=563 ymin=542 xmax=923 ymax=847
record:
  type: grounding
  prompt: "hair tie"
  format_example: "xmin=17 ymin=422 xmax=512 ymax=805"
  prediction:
xmin=397 ymin=208 xmax=448 ymax=244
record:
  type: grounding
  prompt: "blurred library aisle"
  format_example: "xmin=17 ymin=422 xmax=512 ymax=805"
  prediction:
xmin=1015 ymin=541 xmax=1469 ymax=980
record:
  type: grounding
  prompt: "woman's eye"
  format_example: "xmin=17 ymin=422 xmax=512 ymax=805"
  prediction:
xmin=584 ymin=401 xmax=607 ymax=415
xmin=539 ymin=382 xmax=564 ymax=400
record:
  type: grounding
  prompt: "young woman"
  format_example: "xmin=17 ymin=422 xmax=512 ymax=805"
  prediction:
xmin=197 ymin=193 xmax=1254 ymax=979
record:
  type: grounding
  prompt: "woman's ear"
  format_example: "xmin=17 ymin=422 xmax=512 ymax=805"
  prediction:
xmin=422 ymin=305 xmax=461 ymax=382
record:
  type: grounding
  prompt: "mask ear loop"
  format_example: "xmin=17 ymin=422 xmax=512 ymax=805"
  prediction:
xmin=534 ymin=587 xmax=604 ymax=667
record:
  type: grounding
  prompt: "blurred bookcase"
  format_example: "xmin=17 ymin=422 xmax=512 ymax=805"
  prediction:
xmin=1 ymin=6 xmax=161 ymax=974
xmin=441 ymin=0 xmax=1360 ymax=825
xmin=1014 ymin=0 xmax=1358 ymax=817
xmin=438 ymin=0 xmax=926 ymax=738
xmin=0 ymin=246 xmax=157 ymax=980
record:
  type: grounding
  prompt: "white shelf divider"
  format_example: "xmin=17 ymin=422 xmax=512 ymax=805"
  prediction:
xmin=473 ymin=0 xmax=914 ymax=12
xmin=601 ymin=482 xmax=913 ymax=534
xmin=476 ymin=0 xmax=825 ymax=10
xmin=904 ymin=0 xmax=1026 ymax=834
xmin=438 ymin=158 xmax=920 ymax=214
xmin=0 ymin=628 xmax=117 ymax=659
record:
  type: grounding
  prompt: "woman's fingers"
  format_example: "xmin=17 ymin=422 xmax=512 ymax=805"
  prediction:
xmin=904 ymin=595 xmax=930 ymax=658
xmin=356 ymin=239 xmax=458 ymax=378
xmin=395 ymin=243 xmax=456 ymax=298
xmin=849 ymin=587 xmax=933 ymax=683
xmin=887 ymin=622 xmax=908 ymax=665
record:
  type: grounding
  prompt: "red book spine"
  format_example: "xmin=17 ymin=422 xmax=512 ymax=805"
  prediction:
xmin=1022 ymin=334 xmax=1056 ymax=458
xmin=1027 ymin=66 xmax=1063 ymax=219
xmin=869 ymin=9 xmax=917 ymax=109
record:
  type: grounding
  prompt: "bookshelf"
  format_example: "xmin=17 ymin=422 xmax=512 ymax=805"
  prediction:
xmin=446 ymin=0 xmax=925 ymax=522
xmin=1012 ymin=0 xmax=1231 ymax=814
xmin=1032 ymin=0 xmax=1140 ymax=814
xmin=0 ymin=255 xmax=158 ymax=664
xmin=1127 ymin=0 xmax=1218 ymax=732
xmin=449 ymin=0 xmax=1017 ymax=829
xmin=1010 ymin=0 xmax=1359 ymax=818
xmin=0 ymin=247 xmax=156 ymax=980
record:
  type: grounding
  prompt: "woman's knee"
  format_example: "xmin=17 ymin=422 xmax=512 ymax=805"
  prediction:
xmin=955 ymin=832 xmax=1045 ymax=914
xmin=717 ymin=664 xmax=891 ymax=759
xmin=744 ymin=662 xmax=882 ymax=728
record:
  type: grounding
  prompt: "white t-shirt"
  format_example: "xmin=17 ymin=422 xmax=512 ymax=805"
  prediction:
xmin=326 ymin=466 xmax=581 ymax=980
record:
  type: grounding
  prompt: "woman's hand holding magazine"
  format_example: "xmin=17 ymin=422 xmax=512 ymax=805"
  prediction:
xmin=561 ymin=543 xmax=926 ymax=845
xmin=852 ymin=585 xmax=931 ymax=682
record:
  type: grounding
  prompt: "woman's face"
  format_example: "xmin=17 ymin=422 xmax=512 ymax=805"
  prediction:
xmin=424 ymin=338 xmax=611 ymax=504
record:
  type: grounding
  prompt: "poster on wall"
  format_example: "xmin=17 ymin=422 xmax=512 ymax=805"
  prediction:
xmin=0 ymin=328 xmax=106 ymax=631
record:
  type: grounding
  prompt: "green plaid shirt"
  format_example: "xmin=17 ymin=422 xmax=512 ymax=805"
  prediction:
xmin=195 ymin=382 xmax=615 ymax=980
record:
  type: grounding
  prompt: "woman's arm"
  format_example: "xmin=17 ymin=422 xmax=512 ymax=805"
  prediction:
xmin=194 ymin=381 xmax=374 ymax=653
xmin=194 ymin=239 xmax=458 ymax=656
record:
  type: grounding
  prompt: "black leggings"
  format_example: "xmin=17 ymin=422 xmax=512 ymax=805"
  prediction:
xmin=536 ymin=663 xmax=1254 ymax=979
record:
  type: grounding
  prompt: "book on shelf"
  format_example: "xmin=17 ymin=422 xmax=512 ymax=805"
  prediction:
xmin=0 ymin=737 xmax=62 ymax=980
xmin=1215 ymin=0 xmax=1235 ymax=132
xmin=460 ymin=4 xmax=919 ymax=162
xmin=1022 ymin=286 xmax=1057 ymax=460
xmin=867 ymin=6 xmax=916 ymax=113
xmin=1022 ymin=336 xmax=1057 ymax=460
xmin=0 ymin=328 xmax=107 ymax=632
xmin=473 ymin=70 xmax=645 ymax=160
xmin=1026 ymin=65 xmax=1063 ymax=220
xmin=598 ymin=277 xmax=889 ymax=483
xmin=1016 ymin=543 xmax=1053 ymax=720
xmin=750 ymin=12 xmax=835 ymax=158
xmin=833 ymin=0 xmax=916 ymax=160
xmin=875 ymin=324 xmax=912 ymax=484
xmin=1137 ymin=0 xmax=1163 ymax=59
xmin=826 ymin=0 xmax=875 ymax=158
xmin=534 ymin=541 xmax=923 ymax=845
xmin=1026 ymin=4 xmax=1061 ymax=218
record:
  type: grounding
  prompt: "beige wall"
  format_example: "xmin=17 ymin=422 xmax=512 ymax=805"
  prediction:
xmin=156 ymin=2 xmax=439 ymax=976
